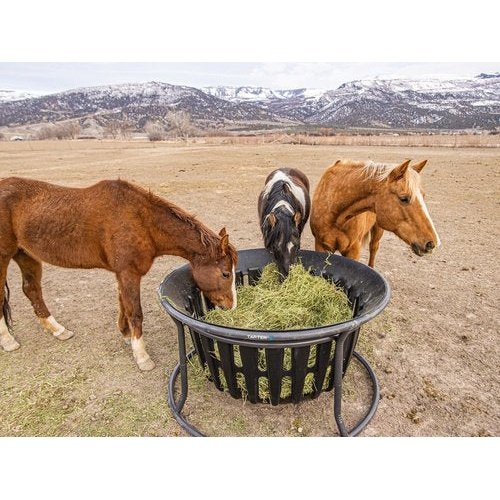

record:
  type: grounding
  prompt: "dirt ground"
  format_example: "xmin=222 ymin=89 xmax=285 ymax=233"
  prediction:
xmin=0 ymin=140 xmax=498 ymax=436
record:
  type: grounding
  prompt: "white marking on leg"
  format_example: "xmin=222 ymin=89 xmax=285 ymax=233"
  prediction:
xmin=0 ymin=316 xmax=20 ymax=351
xmin=231 ymin=265 xmax=237 ymax=310
xmin=416 ymin=191 xmax=441 ymax=247
xmin=131 ymin=336 xmax=151 ymax=365
xmin=40 ymin=315 xmax=65 ymax=336
xmin=262 ymin=171 xmax=306 ymax=212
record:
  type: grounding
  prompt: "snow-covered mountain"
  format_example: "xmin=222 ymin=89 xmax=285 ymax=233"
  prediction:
xmin=0 ymin=81 xmax=296 ymax=129
xmin=203 ymin=86 xmax=325 ymax=103
xmin=305 ymin=74 xmax=500 ymax=129
xmin=203 ymin=86 xmax=327 ymax=121
xmin=1 ymin=74 xmax=498 ymax=130
xmin=0 ymin=89 xmax=48 ymax=103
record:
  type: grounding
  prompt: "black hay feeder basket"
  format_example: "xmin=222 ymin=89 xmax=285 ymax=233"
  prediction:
xmin=159 ymin=249 xmax=390 ymax=437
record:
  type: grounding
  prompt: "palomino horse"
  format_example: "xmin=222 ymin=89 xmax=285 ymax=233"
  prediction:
xmin=258 ymin=168 xmax=311 ymax=277
xmin=0 ymin=177 xmax=237 ymax=371
xmin=310 ymin=159 xmax=440 ymax=267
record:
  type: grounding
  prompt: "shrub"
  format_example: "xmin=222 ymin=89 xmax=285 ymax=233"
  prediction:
xmin=144 ymin=121 xmax=166 ymax=141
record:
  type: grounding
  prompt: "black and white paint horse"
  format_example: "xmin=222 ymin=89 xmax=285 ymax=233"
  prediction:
xmin=258 ymin=168 xmax=311 ymax=277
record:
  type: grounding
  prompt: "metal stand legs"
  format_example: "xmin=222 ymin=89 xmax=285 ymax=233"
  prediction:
xmin=167 ymin=325 xmax=380 ymax=437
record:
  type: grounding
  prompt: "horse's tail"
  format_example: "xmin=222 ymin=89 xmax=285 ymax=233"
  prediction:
xmin=2 ymin=282 xmax=13 ymax=331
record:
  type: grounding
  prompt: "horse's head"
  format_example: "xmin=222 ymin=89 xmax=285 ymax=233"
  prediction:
xmin=374 ymin=160 xmax=441 ymax=256
xmin=263 ymin=207 xmax=302 ymax=277
xmin=191 ymin=228 xmax=238 ymax=310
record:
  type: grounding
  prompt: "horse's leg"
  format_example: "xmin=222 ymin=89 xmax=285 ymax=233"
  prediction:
xmin=368 ymin=224 xmax=384 ymax=268
xmin=117 ymin=292 xmax=131 ymax=345
xmin=13 ymin=250 xmax=74 ymax=341
xmin=0 ymin=256 xmax=20 ymax=351
xmin=117 ymin=271 xmax=155 ymax=371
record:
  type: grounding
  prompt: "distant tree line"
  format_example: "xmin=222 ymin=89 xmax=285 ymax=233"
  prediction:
xmin=36 ymin=122 xmax=81 ymax=140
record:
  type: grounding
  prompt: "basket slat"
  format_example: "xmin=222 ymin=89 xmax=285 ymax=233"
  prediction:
xmin=217 ymin=341 xmax=240 ymax=398
xmin=291 ymin=346 xmax=310 ymax=403
xmin=200 ymin=335 xmax=223 ymax=390
xmin=239 ymin=346 xmax=260 ymax=403
xmin=312 ymin=341 xmax=333 ymax=398
xmin=265 ymin=348 xmax=284 ymax=405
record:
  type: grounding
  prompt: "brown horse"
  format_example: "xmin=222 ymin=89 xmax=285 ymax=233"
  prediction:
xmin=310 ymin=159 xmax=440 ymax=267
xmin=0 ymin=177 xmax=237 ymax=371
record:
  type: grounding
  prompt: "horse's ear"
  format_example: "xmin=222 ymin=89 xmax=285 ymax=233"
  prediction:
xmin=294 ymin=211 xmax=302 ymax=227
xmin=219 ymin=229 xmax=229 ymax=255
xmin=412 ymin=160 xmax=428 ymax=173
xmin=267 ymin=213 xmax=277 ymax=228
xmin=389 ymin=160 xmax=411 ymax=182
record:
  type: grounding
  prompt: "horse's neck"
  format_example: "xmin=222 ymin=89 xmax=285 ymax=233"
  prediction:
xmin=150 ymin=204 xmax=213 ymax=261
xmin=332 ymin=169 xmax=378 ymax=227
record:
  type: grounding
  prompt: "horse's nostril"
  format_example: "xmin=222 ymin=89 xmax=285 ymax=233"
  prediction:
xmin=425 ymin=241 xmax=435 ymax=251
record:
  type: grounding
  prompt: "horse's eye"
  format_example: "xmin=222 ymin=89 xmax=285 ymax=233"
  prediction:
xmin=399 ymin=195 xmax=411 ymax=205
xmin=222 ymin=271 xmax=231 ymax=279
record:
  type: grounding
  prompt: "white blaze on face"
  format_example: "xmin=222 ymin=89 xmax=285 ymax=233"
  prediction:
xmin=262 ymin=170 xmax=306 ymax=213
xmin=416 ymin=190 xmax=441 ymax=247
xmin=271 ymin=200 xmax=294 ymax=214
xmin=230 ymin=265 xmax=237 ymax=310
xmin=287 ymin=241 xmax=294 ymax=253
xmin=40 ymin=315 xmax=66 ymax=337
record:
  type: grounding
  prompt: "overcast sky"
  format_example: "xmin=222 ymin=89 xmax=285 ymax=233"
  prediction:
xmin=1 ymin=62 xmax=499 ymax=93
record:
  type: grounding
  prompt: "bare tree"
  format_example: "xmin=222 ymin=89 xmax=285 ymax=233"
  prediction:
xmin=166 ymin=111 xmax=196 ymax=140
xmin=118 ymin=119 xmax=134 ymax=140
xmin=36 ymin=124 xmax=57 ymax=140
xmin=36 ymin=122 xmax=80 ymax=140
xmin=105 ymin=120 xmax=121 ymax=139
xmin=64 ymin=121 xmax=81 ymax=139
xmin=144 ymin=121 xmax=166 ymax=141
xmin=105 ymin=119 xmax=133 ymax=140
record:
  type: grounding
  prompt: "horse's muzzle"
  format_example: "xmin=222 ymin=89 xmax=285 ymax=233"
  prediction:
xmin=411 ymin=241 xmax=435 ymax=256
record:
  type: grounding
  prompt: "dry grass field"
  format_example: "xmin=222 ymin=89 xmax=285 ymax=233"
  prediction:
xmin=0 ymin=139 xmax=498 ymax=436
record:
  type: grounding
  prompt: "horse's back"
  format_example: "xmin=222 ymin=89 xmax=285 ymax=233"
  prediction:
xmin=0 ymin=177 xmax=150 ymax=270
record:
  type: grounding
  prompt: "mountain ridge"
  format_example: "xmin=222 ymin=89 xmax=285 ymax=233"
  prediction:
xmin=1 ymin=74 xmax=498 ymax=130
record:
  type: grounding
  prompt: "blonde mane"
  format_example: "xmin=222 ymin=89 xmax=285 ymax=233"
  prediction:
xmin=362 ymin=160 xmax=421 ymax=199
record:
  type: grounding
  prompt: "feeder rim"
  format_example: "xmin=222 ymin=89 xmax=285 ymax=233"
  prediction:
xmin=158 ymin=250 xmax=391 ymax=344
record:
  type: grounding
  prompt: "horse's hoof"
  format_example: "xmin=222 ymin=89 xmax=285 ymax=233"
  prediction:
xmin=1 ymin=337 xmax=20 ymax=352
xmin=123 ymin=336 xmax=131 ymax=346
xmin=55 ymin=329 xmax=74 ymax=341
xmin=137 ymin=358 xmax=155 ymax=371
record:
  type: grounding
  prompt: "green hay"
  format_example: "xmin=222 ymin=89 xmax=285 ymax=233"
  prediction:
xmin=204 ymin=262 xmax=353 ymax=331
xmin=202 ymin=263 xmax=353 ymax=401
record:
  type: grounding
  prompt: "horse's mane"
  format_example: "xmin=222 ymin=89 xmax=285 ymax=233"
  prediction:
xmin=123 ymin=181 xmax=236 ymax=262
xmin=361 ymin=160 xmax=421 ymax=199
